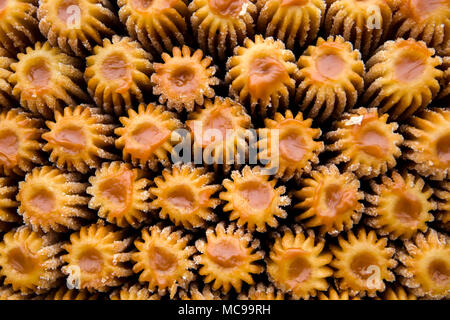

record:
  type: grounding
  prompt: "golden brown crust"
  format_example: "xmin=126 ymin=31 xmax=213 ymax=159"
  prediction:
xmin=238 ymin=283 xmax=284 ymax=300
xmin=0 ymin=47 xmax=15 ymax=108
xmin=110 ymin=283 xmax=160 ymax=300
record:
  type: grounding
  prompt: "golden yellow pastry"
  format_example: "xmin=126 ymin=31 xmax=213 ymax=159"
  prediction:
xmin=0 ymin=108 xmax=44 ymax=176
xmin=87 ymin=161 xmax=152 ymax=228
xmin=435 ymin=181 xmax=450 ymax=231
xmin=294 ymin=165 xmax=364 ymax=236
xmin=0 ymin=286 xmax=29 ymax=300
xmin=42 ymin=106 xmax=117 ymax=173
xmin=327 ymin=107 xmax=403 ymax=178
xmin=220 ymin=166 xmax=290 ymax=232
xmin=117 ymin=0 xmax=189 ymax=54
xmin=9 ymin=42 xmax=89 ymax=118
xmin=324 ymin=0 xmax=396 ymax=57
xmin=295 ymin=36 xmax=364 ymax=122
xmin=363 ymin=38 xmax=443 ymax=120
xmin=256 ymin=0 xmax=325 ymax=51
xmin=266 ymin=226 xmax=333 ymax=299
xmin=115 ymin=103 xmax=182 ymax=171
xmin=62 ymin=221 xmax=133 ymax=292
xmin=151 ymin=46 xmax=218 ymax=112
xmin=380 ymin=286 xmax=417 ymax=300
xmin=330 ymin=228 xmax=397 ymax=297
xmin=396 ymin=230 xmax=449 ymax=299
xmin=38 ymin=0 xmax=118 ymax=57
xmin=317 ymin=288 xmax=360 ymax=300
xmin=110 ymin=284 xmax=160 ymax=300
xmin=17 ymin=166 xmax=91 ymax=232
xmin=45 ymin=287 xmax=97 ymax=300
xmin=150 ymin=164 xmax=220 ymax=229
xmin=0 ymin=226 xmax=63 ymax=294
xmin=194 ymin=222 xmax=264 ymax=293
xmin=257 ymin=110 xmax=323 ymax=181
xmin=0 ymin=177 xmax=20 ymax=228
xmin=238 ymin=283 xmax=284 ymax=300
xmin=366 ymin=171 xmax=435 ymax=240
xmin=179 ymin=284 xmax=224 ymax=300
xmin=186 ymin=97 xmax=252 ymax=172
xmin=85 ymin=36 xmax=153 ymax=115
xmin=189 ymin=0 xmax=257 ymax=60
xmin=226 ymin=35 xmax=297 ymax=116
xmin=392 ymin=0 xmax=450 ymax=52
xmin=402 ymin=108 xmax=450 ymax=180
xmin=0 ymin=47 xmax=15 ymax=108
xmin=132 ymin=224 xmax=196 ymax=298
xmin=0 ymin=0 xmax=40 ymax=54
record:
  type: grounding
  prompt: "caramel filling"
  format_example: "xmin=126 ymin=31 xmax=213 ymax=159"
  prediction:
xmin=169 ymin=66 xmax=197 ymax=94
xmin=128 ymin=122 xmax=170 ymax=158
xmin=394 ymin=54 xmax=425 ymax=82
xmin=167 ymin=185 xmax=195 ymax=211
xmin=394 ymin=191 xmax=422 ymax=225
xmin=98 ymin=169 xmax=134 ymax=212
xmin=0 ymin=130 xmax=18 ymax=166
xmin=209 ymin=0 xmax=244 ymax=17
xmin=51 ymin=126 xmax=86 ymax=155
xmin=315 ymin=53 xmax=345 ymax=81
xmin=350 ymin=252 xmax=378 ymax=280
xmin=7 ymin=246 xmax=38 ymax=274
xmin=428 ymin=259 xmax=450 ymax=285
xmin=279 ymin=130 xmax=306 ymax=162
xmin=26 ymin=60 xmax=52 ymax=88
xmin=150 ymin=246 xmax=177 ymax=272
xmin=28 ymin=188 xmax=56 ymax=214
xmin=57 ymin=0 xmax=80 ymax=23
xmin=436 ymin=133 xmax=450 ymax=165
xmin=248 ymin=56 xmax=289 ymax=100
xmin=285 ymin=249 xmax=312 ymax=284
xmin=356 ymin=127 xmax=390 ymax=158
xmin=78 ymin=248 xmax=103 ymax=273
xmin=281 ymin=0 xmax=308 ymax=6
xmin=239 ymin=180 xmax=273 ymax=210
xmin=206 ymin=239 xmax=245 ymax=268
xmin=317 ymin=183 xmax=356 ymax=222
